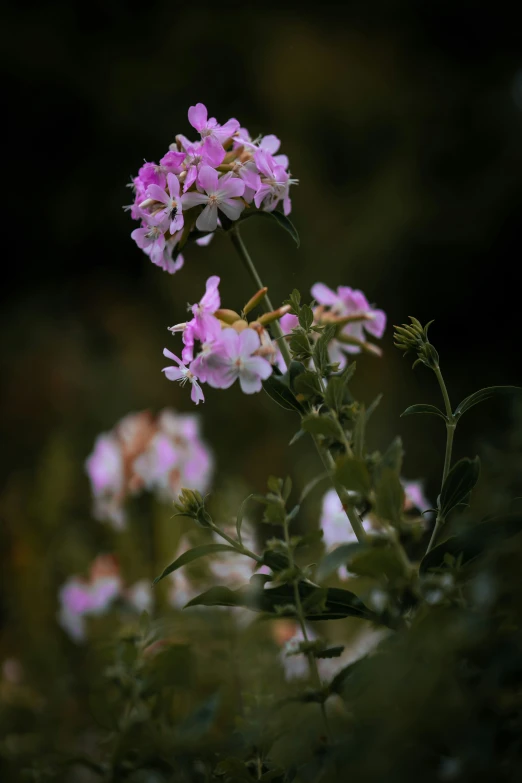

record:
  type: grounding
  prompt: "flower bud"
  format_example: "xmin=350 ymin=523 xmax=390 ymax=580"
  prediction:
xmin=214 ymin=308 xmax=242 ymax=325
xmin=258 ymin=304 xmax=292 ymax=325
xmin=243 ymin=287 xmax=268 ymax=316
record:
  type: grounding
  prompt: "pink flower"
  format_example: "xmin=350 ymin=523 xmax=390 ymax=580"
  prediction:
xmin=85 ymin=434 xmax=125 ymax=528
xmin=159 ymin=150 xmax=185 ymax=173
xmin=162 ymin=348 xmax=205 ymax=405
xmin=131 ymin=222 xmax=166 ymax=266
xmin=253 ymin=150 xmax=294 ymax=215
xmin=154 ymin=234 xmax=184 ymax=275
xmin=402 ymin=479 xmax=431 ymax=514
xmin=145 ymin=172 xmax=184 ymax=234
xmin=181 ymin=166 xmax=245 ymax=232
xmin=188 ymin=103 xmax=240 ymax=166
xmin=205 ymin=328 xmax=272 ymax=394
xmin=311 ymin=283 xmax=386 ymax=368
xmin=187 ymin=316 xmax=222 ymax=379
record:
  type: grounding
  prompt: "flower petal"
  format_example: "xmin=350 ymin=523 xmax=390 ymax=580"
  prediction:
xmin=188 ymin=103 xmax=207 ymax=132
xmin=196 ymin=203 xmax=218 ymax=232
xmin=181 ymin=192 xmax=208 ymax=210
xmin=238 ymin=328 xmax=260 ymax=357
xmin=217 ymin=177 xmax=245 ymax=199
xmin=310 ymin=283 xmax=339 ymax=307
xmin=218 ymin=197 xmax=244 ymax=222
xmin=167 ymin=172 xmax=180 ymax=198
xmin=197 ymin=164 xmax=219 ymax=194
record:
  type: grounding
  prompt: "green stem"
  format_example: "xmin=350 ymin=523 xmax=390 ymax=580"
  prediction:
xmin=210 ymin=522 xmax=263 ymax=563
xmin=426 ymin=364 xmax=456 ymax=554
xmin=283 ymin=514 xmax=331 ymax=741
xmin=230 ymin=225 xmax=367 ymax=546
xmin=230 ymin=225 xmax=292 ymax=368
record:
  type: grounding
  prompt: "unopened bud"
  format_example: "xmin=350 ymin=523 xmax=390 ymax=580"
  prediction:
xmin=215 ymin=308 xmax=241 ymax=325
xmin=258 ymin=304 xmax=292 ymax=325
xmin=243 ymin=287 xmax=268 ymax=315
xmin=138 ymin=198 xmax=154 ymax=209
xmin=168 ymin=322 xmax=187 ymax=334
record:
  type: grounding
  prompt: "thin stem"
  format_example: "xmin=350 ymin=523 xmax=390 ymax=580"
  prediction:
xmin=230 ymin=225 xmax=367 ymax=545
xmin=230 ymin=225 xmax=292 ymax=368
xmin=426 ymin=363 xmax=456 ymax=554
xmin=283 ymin=513 xmax=331 ymax=741
xmin=210 ymin=522 xmax=263 ymax=563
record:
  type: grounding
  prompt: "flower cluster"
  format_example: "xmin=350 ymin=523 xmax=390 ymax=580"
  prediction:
xmin=58 ymin=555 xmax=152 ymax=641
xmin=126 ymin=103 xmax=297 ymax=273
xmin=163 ymin=276 xmax=284 ymax=404
xmin=280 ymin=283 xmax=387 ymax=371
xmin=85 ymin=409 xmax=213 ymax=528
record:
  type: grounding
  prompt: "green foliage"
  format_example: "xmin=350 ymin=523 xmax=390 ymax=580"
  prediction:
xmin=439 ymin=456 xmax=481 ymax=517
xmin=401 ymin=403 xmax=447 ymax=420
xmin=153 ymin=544 xmax=238 ymax=585
xmin=239 ymin=208 xmax=300 ymax=247
xmin=453 ymin=385 xmax=522 ymax=418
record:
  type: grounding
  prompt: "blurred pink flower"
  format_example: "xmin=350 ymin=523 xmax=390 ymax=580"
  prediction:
xmin=205 ymin=328 xmax=272 ymax=394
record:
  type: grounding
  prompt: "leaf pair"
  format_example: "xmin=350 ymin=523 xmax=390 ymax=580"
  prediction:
xmin=401 ymin=386 xmax=522 ymax=421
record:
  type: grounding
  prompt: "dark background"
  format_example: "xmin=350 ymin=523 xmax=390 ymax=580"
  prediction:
xmin=2 ymin=0 xmax=522 ymax=532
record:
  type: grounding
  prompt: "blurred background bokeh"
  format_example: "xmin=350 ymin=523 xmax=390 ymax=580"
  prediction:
xmin=2 ymin=0 xmax=522 ymax=775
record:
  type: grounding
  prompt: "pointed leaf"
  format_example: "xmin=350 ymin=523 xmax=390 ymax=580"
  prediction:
xmin=420 ymin=513 xmax=522 ymax=574
xmin=335 ymin=456 xmax=371 ymax=495
xmin=301 ymin=414 xmax=340 ymax=438
xmin=293 ymin=371 xmax=323 ymax=399
xmin=316 ymin=542 xmax=366 ymax=581
xmin=236 ymin=494 xmax=253 ymax=545
xmin=439 ymin=457 xmax=480 ymax=518
xmin=454 ymin=386 xmax=522 ymax=418
xmin=153 ymin=544 xmax=237 ymax=585
xmin=289 ymin=428 xmax=306 ymax=446
xmin=353 ymin=405 xmax=366 ymax=458
xmin=263 ymin=374 xmax=304 ymax=413
xmin=401 ymin=404 xmax=447 ymax=420
xmin=239 ymin=208 xmax=300 ymax=247
xmin=375 ymin=467 xmax=404 ymax=526
xmin=325 ymin=375 xmax=347 ymax=413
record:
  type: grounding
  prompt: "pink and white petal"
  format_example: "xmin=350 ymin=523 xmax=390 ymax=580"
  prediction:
xmin=213 ymin=327 xmax=240 ymax=359
xmin=184 ymin=166 xmax=198 ymax=192
xmin=196 ymin=203 xmax=219 ymax=232
xmin=197 ymin=164 xmax=219 ymax=194
xmin=190 ymin=382 xmax=205 ymax=405
xmin=254 ymin=150 xmax=275 ymax=179
xmin=163 ymin=366 xmax=184 ymax=381
xmin=260 ymin=134 xmax=281 ymax=154
xmin=195 ymin=233 xmax=213 ymax=247
xmin=310 ymin=283 xmax=339 ymax=306
xmin=217 ymin=177 xmax=245 ymax=199
xmin=238 ymin=328 xmax=261 ymax=357
xmin=274 ymin=154 xmax=289 ymax=169
xmin=243 ymin=355 xmax=272 ymax=380
xmin=283 ymin=195 xmax=292 ymax=216
xmin=146 ymin=184 xmax=169 ymax=204
xmin=218 ymin=198 xmax=245 ymax=222
xmin=131 ymin=227 xmax=149 ymax=249
xmin=163 ymin=347 xmax=182 ymax=364
xmin=205 ymin=361 xmax=238 ymax=389
xmin=365 ymin=308 xmax=387 ymax=338
xmin=181 ymin=191 xmax=208 ymax=210
xmin=200 ymin=276 xmax=221 ymax=312
xmin=254 ymin=184 xmax=272 ymax=209
xmin=238 ymin=368 xmax=264 ymax=394
xmin=202 ymin=136 xmax=225 ymax=167
xmin=167 ymin=172 xmax=180 ymax=197
xmin=166 ymin=254 xmax=184 ymax=274
xmin=215 ymin=118 xmax=240 ymax=141
xmin=280 ymin=313 xmax=299 ymax=334
xmin=188 ymin=103 xmax=208 ymax=132
xmin=170 ymin=213 xmax=184 ymax=234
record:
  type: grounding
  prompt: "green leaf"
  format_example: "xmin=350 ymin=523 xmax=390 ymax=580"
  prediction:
xmin=282 ymin=476 xmax=293 ymax=502
xmin=349 ymin=546 xmax=406 ymax=580
xmin=289 ymin=331 xmax=311 ymax=361
xmin=375 ymin=467 xmax=404 ymax=526
xmin=263 ymin=373 xmax=304 ymax=413
xmin=298 ymin=304 xmax=314 ymax=331
xmin=316 ymin=542 xmax=366 ymax=581
xmin=420 ymin=513 xmax=522 ymax=574
xmin=236 ymin=494 xmax=253 ymax=545
xmin=239 ymin=208 xmax=300 ymax=247
xmin=379 ymin=436 xmax=404 ymax=474
xmin=313 ymin=325 xmax=336 ymax=373
xmin=325 ymin=375 xmax=347 ymax=412
xmin=365 ymin=393 xmax=383 ymax=423
xmin=293 ymin=371 xmax=323 ymax=399
xmin=186 ymin=581 xmax=380 ymax=623
xmin=299 ymin=472 xmax=330 ymax=504
xmin=261 ymin=550 xmax=291 ymax=572
xmin=153 ymin=544 xmax=237 ymax=585
xmin=439 ymin=456 xmax=480 ymax=518
xmin=335 ymin=456 xmax=371 ymax=495
xmin=454 ymin=386 xmax=522 ymax=418
xmin=301 ymin=414 xmax=340 ymax=438
xmin=267 ymin=475 xmax=283 ymax=494
xmin=401 ymin=403 xmax=447 ymax=420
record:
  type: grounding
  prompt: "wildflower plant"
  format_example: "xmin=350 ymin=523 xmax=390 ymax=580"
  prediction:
xmin=21 ymin=102 xmax=522 ymax=782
